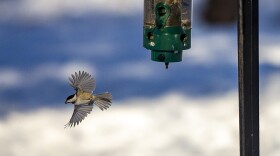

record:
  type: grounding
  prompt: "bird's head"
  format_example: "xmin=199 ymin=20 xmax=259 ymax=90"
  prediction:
xmin=65 ymin=94 xmax=77 ymax=104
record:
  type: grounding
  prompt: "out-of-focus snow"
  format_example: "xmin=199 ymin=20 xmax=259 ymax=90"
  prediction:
xmin=0 ymin=0 xmax=279 ymax=21
xmin=260 ymin=45 xmax=280 ymax=66
xmin=0 ymin=92 xmax=240 ymax=156
xmin=0 ymin=73 xmax=279 ymax=156
xmin=0 ymin=69 xmax=21 ymax=88
xmin=0 ymin=0 xmax=143 ymax=20
xmin=0 ymin=62 xmax=96 ymax=88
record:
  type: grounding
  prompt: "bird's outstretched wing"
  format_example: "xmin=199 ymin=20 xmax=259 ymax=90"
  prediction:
xmin=65 ymin=104 xmax=93 ymax=128
xmin=68 ymin=71 xmax=96 ymax=93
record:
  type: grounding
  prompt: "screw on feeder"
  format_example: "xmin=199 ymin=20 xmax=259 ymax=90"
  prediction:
xmin=165 ymin=63 xmax=169 ymax=69
xmin=158 ymin=54 xmax=165 ymax=61
xmin=157 ymin=54 xmax=168 ymax=69
xmin=143 ymin=0 xmax=192 ymax=69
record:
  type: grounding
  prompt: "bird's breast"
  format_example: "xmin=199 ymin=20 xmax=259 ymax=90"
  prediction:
xmin=75 ymin=93 xmax=93 ymax=105
xmin=75 ymin=98 xmax=91 ymax=105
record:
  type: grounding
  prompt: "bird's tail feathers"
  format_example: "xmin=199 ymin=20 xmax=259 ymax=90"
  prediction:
xmin=94 ymin=92 xmax=112 ymax=111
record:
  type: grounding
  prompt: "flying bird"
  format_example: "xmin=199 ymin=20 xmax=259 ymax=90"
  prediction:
xmin=64 ymin=71 xmax=112 ymax=128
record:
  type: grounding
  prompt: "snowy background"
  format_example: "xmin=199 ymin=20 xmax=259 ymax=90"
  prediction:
xmin=0 ymin=0 xmax=279 ymax=156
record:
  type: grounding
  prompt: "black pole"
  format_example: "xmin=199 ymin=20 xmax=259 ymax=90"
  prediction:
xmin=238 ymin=0 xmax=259 ymax=155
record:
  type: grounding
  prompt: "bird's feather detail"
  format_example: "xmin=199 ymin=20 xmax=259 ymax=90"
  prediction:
xmin=65 ymin=104 xmax=93 ymax=128
xmin=68 ymin=71 xmax=96 ymax=93
xmin=94 ymin=92 xmax=112 ymax=111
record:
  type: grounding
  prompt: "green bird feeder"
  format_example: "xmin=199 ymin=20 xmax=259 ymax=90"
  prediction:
xmin=143 ymin=0 xmax=192 ymax=68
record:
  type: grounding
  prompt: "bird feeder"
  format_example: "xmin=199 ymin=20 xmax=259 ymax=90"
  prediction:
xmin=143 ymin=0 xmax=192 ymax=68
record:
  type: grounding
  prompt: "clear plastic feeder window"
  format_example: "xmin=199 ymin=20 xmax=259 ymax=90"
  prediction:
xmin=144 ymin=0 xmax=192 ymax=29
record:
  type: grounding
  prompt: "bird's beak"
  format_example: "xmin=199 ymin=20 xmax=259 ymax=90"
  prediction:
xmin=65 ymin=101 xmax=68 ymax=104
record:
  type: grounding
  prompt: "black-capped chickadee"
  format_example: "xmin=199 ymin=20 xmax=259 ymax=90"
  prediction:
xmin=64 ymin=71 xmax=112 ymax=128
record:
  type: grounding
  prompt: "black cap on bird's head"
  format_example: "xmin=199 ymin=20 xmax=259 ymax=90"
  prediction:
xmin=65 ymin=94 xmax=76 ymax=104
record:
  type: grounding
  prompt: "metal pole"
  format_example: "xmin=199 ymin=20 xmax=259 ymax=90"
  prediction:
xmin=238 ymin=0 xmax=259 ymax=155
